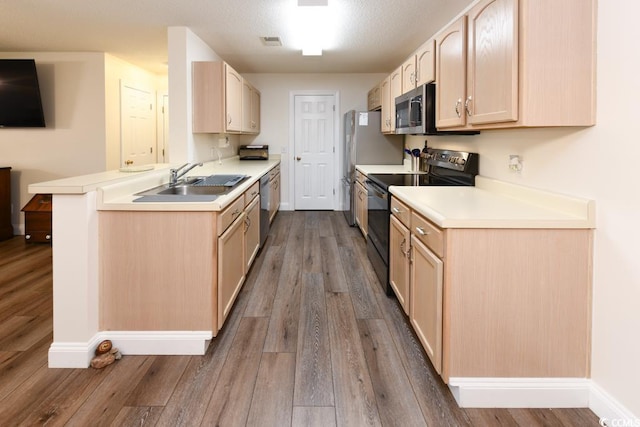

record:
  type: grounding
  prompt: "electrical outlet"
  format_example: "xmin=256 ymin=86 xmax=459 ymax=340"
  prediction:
xmin=218 ymin=136 xmax=229 ymax=148
xmin=509 ymin=155 xmax=523 ymax=173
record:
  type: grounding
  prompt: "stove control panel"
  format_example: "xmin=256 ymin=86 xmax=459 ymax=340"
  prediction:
xmin=426 ymin=148 xmax=479 ymax=174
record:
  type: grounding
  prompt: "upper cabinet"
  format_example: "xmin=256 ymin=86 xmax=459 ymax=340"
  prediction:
xmin=401 ymin=55 xmax=416 ymax=94
xmin=192 ymin=61 xmax=261 ymax=134
xmin=380 ymin=66 xmax=404 ymax=134
xmin=367 ymin=83 xmax=382 ymax=111
xmin=242 ymin=80 xmax=260 ymax=134
xmin=415 ymin=39 xmax=436 ymax=87
xmin=436 ymin=0 xmax=596 ymax=130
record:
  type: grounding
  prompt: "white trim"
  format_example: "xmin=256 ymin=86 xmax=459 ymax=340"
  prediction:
xmin=589 ymin=382 xmax=639 ymax=426
xmin=288 ymin=90 xmax=340 ymax=211
xmin=48 ymin=331 xmax=213 ymax=368
xmin=448 ymin=377 xmax=591 ymax=408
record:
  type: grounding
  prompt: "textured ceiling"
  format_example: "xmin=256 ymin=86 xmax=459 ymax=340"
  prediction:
xmin=0 ymin=0 xmax=473 ymax=75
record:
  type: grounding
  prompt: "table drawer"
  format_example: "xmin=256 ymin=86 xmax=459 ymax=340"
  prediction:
xmin=390 ymin=197 xmax=411 ymax=228
xmin=411 ymin=211 xmax=444 ymax=258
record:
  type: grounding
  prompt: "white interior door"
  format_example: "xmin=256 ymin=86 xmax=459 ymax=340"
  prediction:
xmin=294 ymin=95 xmax=335 ymax=210
xmin=160 ymin=94 xmax=169 ymax=163
xmin=121 ymin=81 xmax=156 ymax=166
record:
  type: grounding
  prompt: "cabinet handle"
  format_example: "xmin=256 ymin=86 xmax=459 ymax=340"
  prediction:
xmin=244 ymin=216 xmax=251 ymax=231
xmin=400 ymin=238 xmax=409 ymax=257
xmin=455 ymin=99 xmax=462 ymax=118
xmin=415 ymin=226 xmax=429 ymax=236
xmin=232 ymin=208 xmax=241 ymax=217
xmin=227 ymin=114 xmax=232 ymax=125
xmin=392 ymin=207 xmax=403 ymax=214
xmin=465 ymin=96 xmax=472 ymax=117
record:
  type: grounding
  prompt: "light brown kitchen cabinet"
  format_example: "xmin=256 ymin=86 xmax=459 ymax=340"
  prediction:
xmin=410 ymin=226 xmax=444 ymax=374
xmin=380 ymin=77 xmax=392 ymax=133
xmin=436 ymin=0 xmax=596 ymax=130
xmin=353 ymin=176 xmax=369 ymax=237
xmin=192 ymin=61 xmax=261 ymax=134
xmin=244 ymin=192 xmax=260 ymax=272
xmin=389 ymin=214 xmax=410 ymax=314
xmin=388 ymin=195 xmax=591 ymax=383
xmin=99 ymin=182 xmax=268 ymax=336
xmin=217 ymin=200 xmax=246 ymax=327
xmin=415 ymin=39 xmax=436 ymax=86
xmin=242 ymin=80 xmax=261 ymax=133
xmin=367 ymin=83 xmax=381 ymax=111
xmin=268 ymin=165 xmax=280 ymax=223
xmin=401 ymin=55 xmax=416 ymax=94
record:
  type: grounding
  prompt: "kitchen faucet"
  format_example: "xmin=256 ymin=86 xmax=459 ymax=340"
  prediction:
xmin=169 ymin=162 xmax=203 ymax=185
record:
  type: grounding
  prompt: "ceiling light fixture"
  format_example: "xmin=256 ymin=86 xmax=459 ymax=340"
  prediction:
xmin=297 ymin=0 xmax=328 ymax=6
xmin=302 ymin=47 xmax=322 ymax=56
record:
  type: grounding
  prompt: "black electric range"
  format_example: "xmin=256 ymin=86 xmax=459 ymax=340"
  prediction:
xmin=365 ymin=148 xmax=479 ymax=295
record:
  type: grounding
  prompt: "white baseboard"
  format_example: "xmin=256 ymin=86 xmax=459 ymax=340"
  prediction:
xmin=48 ymin=331 xmax=212 ymax=368
xmin=448 ymin=377 xmax=591 ymax=408
xmin=589 ymin=382 xmax=639 ymax=426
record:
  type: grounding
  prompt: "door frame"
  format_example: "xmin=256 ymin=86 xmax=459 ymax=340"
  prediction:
xmin=288 ymin=90 xmax=340 ymax=211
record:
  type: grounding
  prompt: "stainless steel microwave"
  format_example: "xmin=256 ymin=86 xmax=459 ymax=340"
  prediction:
xmin=394 ymin=83 xmax=479 ymax=136
xmin=395 ymin=83 xmax=434 ymax=135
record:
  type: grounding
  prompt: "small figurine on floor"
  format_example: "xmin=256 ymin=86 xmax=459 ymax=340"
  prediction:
xmin=90 ymin=339 xmax=122 ymax=369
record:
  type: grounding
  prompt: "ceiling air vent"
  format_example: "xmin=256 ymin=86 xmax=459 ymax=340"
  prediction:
xmin=261 ymin=36 xmax=282 ymax=47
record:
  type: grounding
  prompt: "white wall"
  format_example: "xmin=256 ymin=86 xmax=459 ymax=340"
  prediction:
xmin=104 ymin=54 xmax=164 ymax=170
xmin=406 ymin=0 xmax=640 ymax=416
xmin=0 ymin=52 xmax=107 ymax=233
xmin=240 ymin=73 xmax=386 ymax=209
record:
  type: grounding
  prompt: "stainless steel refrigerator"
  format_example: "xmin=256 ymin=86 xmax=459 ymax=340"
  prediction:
xmin=342 ymin=110 xmax=403 ymax=226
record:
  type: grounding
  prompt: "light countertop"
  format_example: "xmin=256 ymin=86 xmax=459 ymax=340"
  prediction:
xmin=97 ymin=157 xmax=280 ymax=211
xmin=389 ymin=176 xmax=595 ymax=229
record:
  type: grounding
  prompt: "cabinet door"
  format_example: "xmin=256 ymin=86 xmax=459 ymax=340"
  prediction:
xmin=354 ymin=181 xmax=368 ymax=237
xmin=467 ymin=0 xmax=518 ymax=124
xmin=436 ymin=16 xmax=468 ymax=128
xmin=367 ymin=84 xmax=381 ymax=111
xmin=244 ymin=195 xmax=260 ymax=272
xmin=241 ymin=80 xmax=253 ymax=133
xmin=389 ymin=66 xmax=402 ymax=133
xmin=389 ymin=215 xmax=411 ymax=314
xmin=401 ymin=55 xmax=416 ymax=94
xmin=269 ymin=173 xmax=280 ymax=223
xmin=380 ymin=77 xmax=391 ymax=133
xmin=224 ymin=64 xmax=243 ymax=132
xmin=410 ymin=235 xmax=443 ymax=374
xmin=218 ymin=212 xmax=246 ymax=328
xmin=416 ymin=39 xmax=436 ymax=86
xmin=250 ymin=87 xmax=260 ymax=133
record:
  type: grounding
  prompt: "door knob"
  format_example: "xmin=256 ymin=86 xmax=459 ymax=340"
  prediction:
xmin=296 ymin=157 xmax=301 ymax=161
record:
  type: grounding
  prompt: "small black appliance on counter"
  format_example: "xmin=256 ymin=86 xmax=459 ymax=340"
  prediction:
xmin=239 ymin=145 xmax=269 ymax=160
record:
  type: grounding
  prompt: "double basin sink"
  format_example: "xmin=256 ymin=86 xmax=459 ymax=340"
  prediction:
xmin=134 ymin=174 xmax=249 ymax=202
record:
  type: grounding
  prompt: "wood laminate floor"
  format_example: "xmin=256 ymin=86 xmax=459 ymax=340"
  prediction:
xmin=0 ymin=211 xmax=600 ymax=426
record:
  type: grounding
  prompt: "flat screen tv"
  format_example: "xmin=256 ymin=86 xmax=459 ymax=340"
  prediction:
xmin=0 ymin=59 xmax=46 ymax=128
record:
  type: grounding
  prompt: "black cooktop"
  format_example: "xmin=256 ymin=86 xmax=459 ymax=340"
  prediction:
xmin=367 ymin=148 xmax=479 ymax=190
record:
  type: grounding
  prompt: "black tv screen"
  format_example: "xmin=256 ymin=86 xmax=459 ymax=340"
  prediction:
xmin=0 ymin=59 xmax=46 ymax=128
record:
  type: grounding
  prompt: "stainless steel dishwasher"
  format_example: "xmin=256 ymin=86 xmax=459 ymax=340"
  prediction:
xmin=259 ymin=173 xmax=270 ymax=247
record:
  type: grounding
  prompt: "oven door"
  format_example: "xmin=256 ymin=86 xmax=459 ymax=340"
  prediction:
xmin=365 ymin=179 xmax=391 ymax=294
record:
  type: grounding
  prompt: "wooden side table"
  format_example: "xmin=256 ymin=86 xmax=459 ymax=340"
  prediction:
xmin=22 ymin=194 xmax=52 ymax=243
xmin=0 ymin=167 xmax=13 ymax=241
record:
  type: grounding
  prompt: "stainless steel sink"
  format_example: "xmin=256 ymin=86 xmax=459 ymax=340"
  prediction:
xmin=133 ymin=174 xmax=249 ymax=202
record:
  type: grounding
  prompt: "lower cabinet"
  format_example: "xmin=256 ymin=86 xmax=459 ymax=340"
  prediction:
xmin=217 ymin=208 xmax=246 ymax=328
xmin=99 ymin=183 xmax=263 ymax=337
xmin=387 ymin=196 xmax=592 ymax=382
xmin=268 ymin=166 xmax=280 ymax=223
xmin=354 ymin=181 xmax=368 ymax=237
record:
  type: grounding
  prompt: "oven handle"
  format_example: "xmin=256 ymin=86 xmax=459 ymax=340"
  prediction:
xmin=365 ymin=179 xmax=388 ymax=200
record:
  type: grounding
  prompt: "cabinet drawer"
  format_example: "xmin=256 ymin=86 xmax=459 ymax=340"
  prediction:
xmin=411 ymin=212 xmax=444 ymax=258
xmin=269 ymin=165 xmax=280 ymax=181
xmin=244 ymin=182 xmax=259 ymax=206
xmin=390 ymin=197 xmax=411 ymax=228
xmin=355 ymin=170 xmax=367 ymax=186
xmin=218 ymin=196 xmax=245 ymax=235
